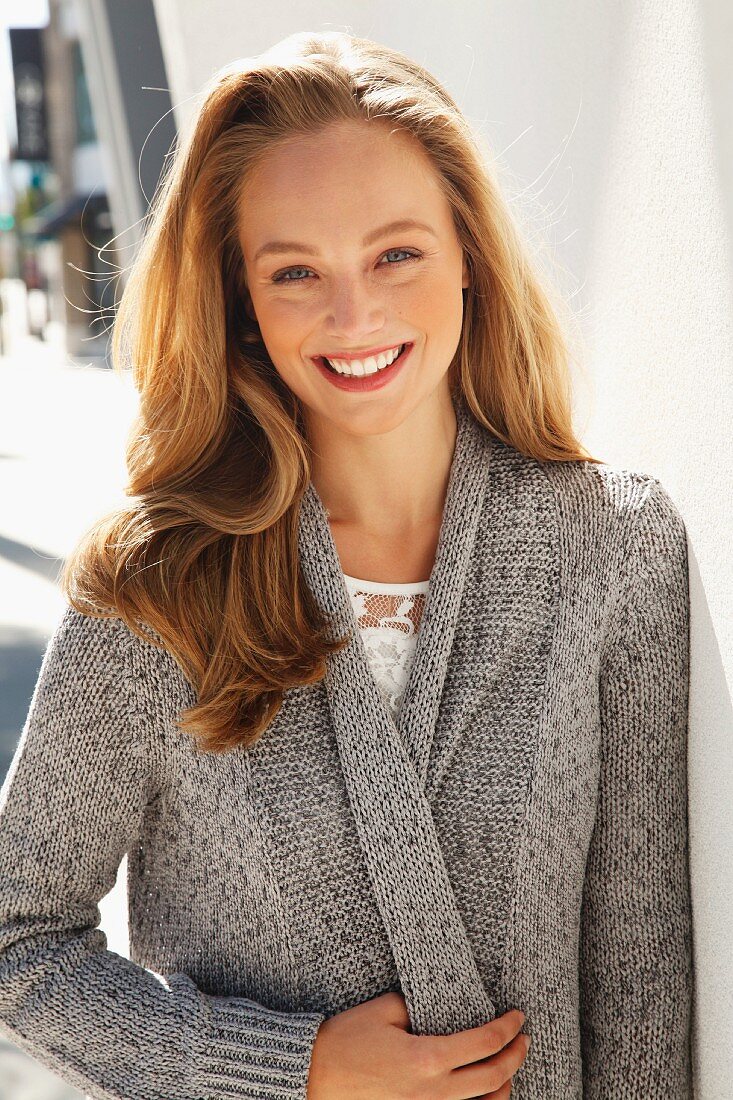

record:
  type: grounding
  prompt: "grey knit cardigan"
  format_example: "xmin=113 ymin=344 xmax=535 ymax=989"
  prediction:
xmin=0 ymin=397 xmax=693 ymax=1099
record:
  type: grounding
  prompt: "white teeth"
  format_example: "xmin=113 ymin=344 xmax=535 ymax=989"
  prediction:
xmin=325 ymin=344 xmax=404 ymax=376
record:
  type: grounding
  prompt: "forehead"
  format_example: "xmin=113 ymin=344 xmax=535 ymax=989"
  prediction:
xmin=237 ymin=120 xmax=449 ymax=247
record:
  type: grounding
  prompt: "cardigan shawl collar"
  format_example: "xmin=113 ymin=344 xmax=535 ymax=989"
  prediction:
xmin=297 ymin=396 xmax=500 ymax=1036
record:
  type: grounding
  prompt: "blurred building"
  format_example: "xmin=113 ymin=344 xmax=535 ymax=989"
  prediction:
xmin=14 ymin=5 xmax=111 ymax=357
xmin=5 ymin=0 xmax=174 ymax=361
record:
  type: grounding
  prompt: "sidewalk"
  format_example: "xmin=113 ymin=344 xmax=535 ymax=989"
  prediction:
xmin=0 ymin=331 xmax=138 ymax=766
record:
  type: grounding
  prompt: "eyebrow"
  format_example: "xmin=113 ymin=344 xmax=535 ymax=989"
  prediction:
xmin=252 ymin=219 xmax=438 ymax=263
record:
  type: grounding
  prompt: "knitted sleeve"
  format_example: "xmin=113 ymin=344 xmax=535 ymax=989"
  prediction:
xmin=580 ymin=478 xmax=693 ymax=1095
xmin=0 ymin=606 xmax=325 ymax=1100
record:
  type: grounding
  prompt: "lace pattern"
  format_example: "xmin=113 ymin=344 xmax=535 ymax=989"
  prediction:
xmin=343 ymin=573 xmax=430 ymax=719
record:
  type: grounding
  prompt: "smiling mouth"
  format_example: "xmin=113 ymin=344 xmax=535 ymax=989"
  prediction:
xmin=320 ymin=343 xmax=409 ymax=375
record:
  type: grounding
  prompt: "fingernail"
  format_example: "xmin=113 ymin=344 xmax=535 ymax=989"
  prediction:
xmin=524 ymin=1034 xmax=531 ymax=1049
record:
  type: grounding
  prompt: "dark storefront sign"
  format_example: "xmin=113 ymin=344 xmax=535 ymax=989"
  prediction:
xmin=25 ymin=191 xmax=110 ymax=239
xmin=9 ymin=27 xmax=50 ymax=163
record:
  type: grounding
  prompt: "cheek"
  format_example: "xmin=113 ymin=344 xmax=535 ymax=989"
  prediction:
xmin=252 ymin=301 xmax=316 ymax=388
xmin=255 ymin=297 xmax=311 ymax=349
xmin=401 ymin=272 xmax=463 ymax=332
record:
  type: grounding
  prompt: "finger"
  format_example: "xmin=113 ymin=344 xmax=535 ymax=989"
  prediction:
xmin=449 ymin=1031 xmax=529 ymax=1098
xmin=467 ymin=1078 xmax=513 ymax=1100
xmin=422 ymin=1009 xmax=526 ymax=1073
xmin=478 ymin=1081 xmax=512 ymax=1099
xmin=477 ymin=1080 xmax=512 ymax=1099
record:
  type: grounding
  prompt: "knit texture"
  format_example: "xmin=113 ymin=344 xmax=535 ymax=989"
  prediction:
xmin=0 ymin=396 xmax=693 ymax=1098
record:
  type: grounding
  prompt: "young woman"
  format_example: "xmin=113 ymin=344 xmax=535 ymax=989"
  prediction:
xmin=0 ymin=29 xmax=692 ymax=1100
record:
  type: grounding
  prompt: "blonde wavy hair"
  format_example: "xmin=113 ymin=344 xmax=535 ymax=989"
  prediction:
xmin=62 ymin=29 xmax=601 ymax=754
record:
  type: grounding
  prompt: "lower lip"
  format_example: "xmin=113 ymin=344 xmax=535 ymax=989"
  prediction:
xmin=313 ymin=343 xmax=414 ymax=391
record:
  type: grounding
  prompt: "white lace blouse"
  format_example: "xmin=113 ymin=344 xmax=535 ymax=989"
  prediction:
xmin=342 ymin=572 xmax=430 ymax=721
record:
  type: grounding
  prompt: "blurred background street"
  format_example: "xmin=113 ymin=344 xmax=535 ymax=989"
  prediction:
xmin=0 ymin=326 xmax=137 ymax=776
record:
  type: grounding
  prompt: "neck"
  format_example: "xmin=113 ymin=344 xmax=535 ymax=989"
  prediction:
xmin=306 ymin=391 xmax=459 ymax=535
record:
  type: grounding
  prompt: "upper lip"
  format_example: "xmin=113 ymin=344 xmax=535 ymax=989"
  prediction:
xmin=314 ymin=341 xmax=408 ymax=362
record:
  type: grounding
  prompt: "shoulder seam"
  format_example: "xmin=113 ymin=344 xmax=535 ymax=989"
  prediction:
xmin=600 ymin=478 xmax=680 ymax=661
xmin=121 ymin=619 xmax=165 ymax=802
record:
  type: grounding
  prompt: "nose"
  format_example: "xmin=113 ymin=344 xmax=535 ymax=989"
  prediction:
xmin=323 ymin=275 xmax=387 ymax=344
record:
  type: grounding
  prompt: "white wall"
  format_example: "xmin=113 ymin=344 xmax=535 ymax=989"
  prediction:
xmin=152 ymin=2 xmax=733 ymax=1093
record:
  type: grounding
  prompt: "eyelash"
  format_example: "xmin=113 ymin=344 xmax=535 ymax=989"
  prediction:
xmin=270 ymin=248 xmax=423 ymax=285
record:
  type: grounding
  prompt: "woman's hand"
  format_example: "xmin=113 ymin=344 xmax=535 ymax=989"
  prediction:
xmin=306 ymin=991 xmax=530 ymax=1098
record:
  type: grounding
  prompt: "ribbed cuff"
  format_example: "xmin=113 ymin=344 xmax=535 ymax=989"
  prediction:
xmin=196 ymin=992 xmax=327 ymax=1099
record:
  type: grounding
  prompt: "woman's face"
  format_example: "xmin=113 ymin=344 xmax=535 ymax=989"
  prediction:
xmin=237 ymin=118 xmax=469 ymax=437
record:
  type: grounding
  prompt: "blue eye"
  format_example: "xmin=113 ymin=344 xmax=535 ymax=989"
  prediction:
xmin=272 ymin=266 xmax=311 ymax=284
xmin=271 ymin=248 xmax=422 ymax=285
